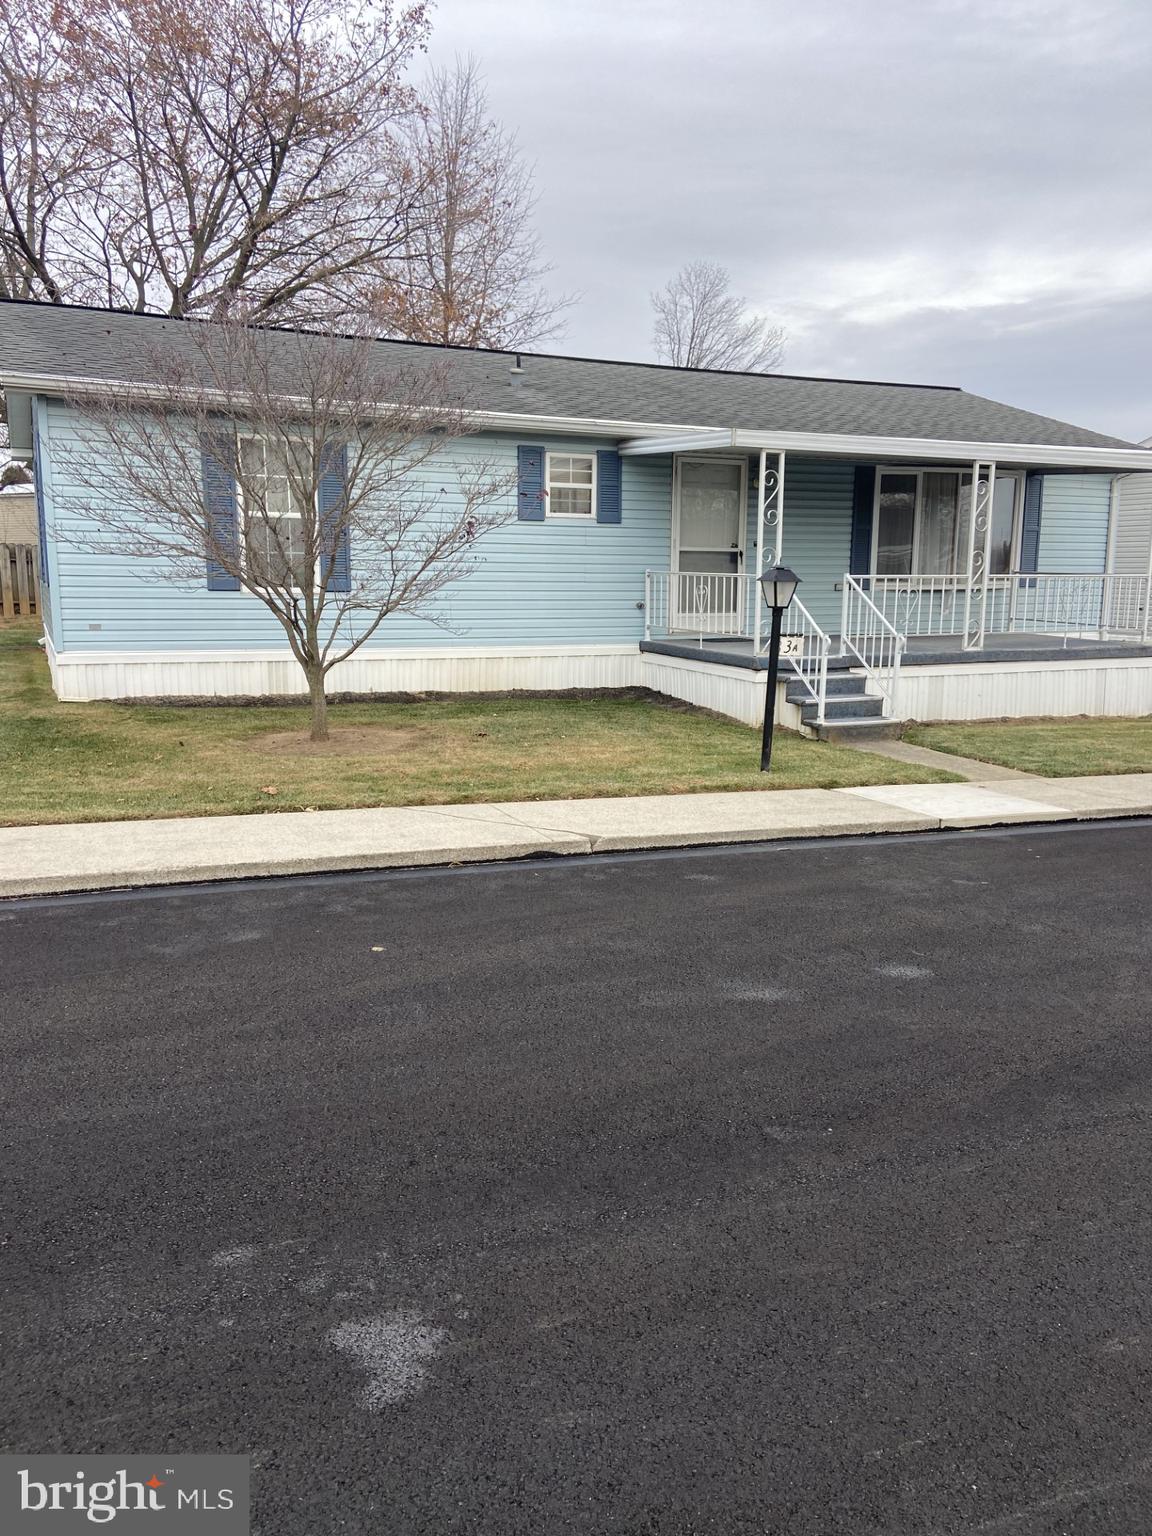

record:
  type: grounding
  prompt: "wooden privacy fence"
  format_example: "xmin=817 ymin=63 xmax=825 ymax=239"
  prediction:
xmin=1 ymin=543 xmax=40 ymax=619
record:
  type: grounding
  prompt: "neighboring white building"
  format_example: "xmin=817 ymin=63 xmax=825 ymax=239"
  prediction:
xmin=0 ymin=485 xmax=36 ymax=543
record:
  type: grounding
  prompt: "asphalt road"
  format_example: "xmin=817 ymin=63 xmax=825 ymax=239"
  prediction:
xmin=3 ymin=822 xmax=1152 ymax=1535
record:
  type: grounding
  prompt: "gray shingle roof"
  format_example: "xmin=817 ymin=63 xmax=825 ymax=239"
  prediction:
xmin=0 ymin=297 xmax=1137 ymax=451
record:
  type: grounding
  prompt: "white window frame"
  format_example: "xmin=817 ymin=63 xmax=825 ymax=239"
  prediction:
xmin=544 ymin=451 xmax=597 ymax=520
xmin=237 ymin=432 xmax=317 ymax=592
xmin=870 ymin=465 xmax=1024 ymax=581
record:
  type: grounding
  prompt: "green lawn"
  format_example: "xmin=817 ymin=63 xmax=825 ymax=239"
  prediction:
xmin=0 ymin=619 xmax=957 ymax=825
xmin=908 ymin=718 xmax=1152 ymax=778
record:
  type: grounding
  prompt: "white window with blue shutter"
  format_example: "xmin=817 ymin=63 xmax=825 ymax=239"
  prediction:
xmin=545 ymin=452 xmax=596 ymax=517
xmin=517 ymin=445 xmax=622 ymax=523
xmin=201 ymin=433 xmax=350 ymax=593
xmin=239 ymin=436 xmax=312 ymax=588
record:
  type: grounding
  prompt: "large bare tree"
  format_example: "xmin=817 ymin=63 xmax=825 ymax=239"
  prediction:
xmin=651 ymin=261 xmax=785 ymax=372
xmin=379 ymin=58 xmax=570 ymax=348
xmin=0 ymin=0 xmax=431 ymax=322
xmin=0 ymin=0 xmax=83 ymax=302
xmin=59 ymin=320 xmax=513 ymax=740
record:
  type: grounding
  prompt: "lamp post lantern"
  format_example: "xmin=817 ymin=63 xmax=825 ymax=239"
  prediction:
xmin=757 ymin=564 xmax=801 ymax=772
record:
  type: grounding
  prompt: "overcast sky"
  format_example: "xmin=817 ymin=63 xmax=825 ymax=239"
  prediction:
xmin=426 ymin=0 xmax=1152 ymax=442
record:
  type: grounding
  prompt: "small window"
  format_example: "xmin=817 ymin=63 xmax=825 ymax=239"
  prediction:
xmin=546 ymin=452 xmax=595 ymax=517
xmin=240 ymin=437 xmax=313 ymax=588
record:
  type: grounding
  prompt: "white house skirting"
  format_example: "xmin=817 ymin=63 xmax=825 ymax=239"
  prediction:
xmin=894 ymin=655 xmax=1152 ymax=722
xmin=46 ymin=642 xmax=645 ymax=702
xmin=637 ymin=652 xmax=1152 ymax=728
xmin=638 ymin=653 xmax=801 ymax=729
xmin=44 ymin=639 xmax=1152 ymax=724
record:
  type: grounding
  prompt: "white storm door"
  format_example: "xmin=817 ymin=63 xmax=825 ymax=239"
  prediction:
xmin=672 ymin=457 xmax=747 ymax=631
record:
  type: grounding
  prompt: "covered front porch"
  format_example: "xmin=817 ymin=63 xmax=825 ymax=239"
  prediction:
xmin=624 ymin=432 xmax=1152 ymax=730
xmin=639 ymin=624 xmax=1152 ymax=740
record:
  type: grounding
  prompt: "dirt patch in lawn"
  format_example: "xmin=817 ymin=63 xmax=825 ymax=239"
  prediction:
xmin=248 ymin=724 xmax=436 ymax=757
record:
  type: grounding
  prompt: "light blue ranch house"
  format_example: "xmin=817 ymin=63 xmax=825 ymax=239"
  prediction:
xmin=5 ymin=298 xmax=1152 ymax=734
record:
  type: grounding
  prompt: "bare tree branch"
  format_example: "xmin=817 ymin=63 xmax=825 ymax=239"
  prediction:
xmin=57 ymin=319 xmax=515 ymax=740
xmin=0 ymin=0 xmax=93 ymax=302
xmin=0 ymin=0 xmax=432 ymax=323
xmin=651 ymin=261 xmax=785 ymax=372
xmin=377 ymin=57 xmax=573 ymax=348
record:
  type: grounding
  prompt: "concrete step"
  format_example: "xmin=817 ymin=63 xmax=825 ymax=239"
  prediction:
xmin=801 ymin=694 xmax=886 ymax=724
xmin=812 ymin=718 xmax=903 ymax=745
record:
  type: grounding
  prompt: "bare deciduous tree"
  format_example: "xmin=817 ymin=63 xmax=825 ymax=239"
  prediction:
xmin=377 ymin=57 xmax=570 ymax=348
xmin=0 ymin=0 xmax=85 ymax=302
xmin=651 ymin=261 xmax=785 ymax=372
xmin=60 ymin=320 xmax=514 ymax=740
xmin=0 ymin=0 xmax=431 ymax=323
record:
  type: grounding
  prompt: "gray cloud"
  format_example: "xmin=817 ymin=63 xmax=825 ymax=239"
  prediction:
xmin=428 ymin=0 xmax=1152 ymax=440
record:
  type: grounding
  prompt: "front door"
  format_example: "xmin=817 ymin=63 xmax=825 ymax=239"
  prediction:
xmin=672 ymin=457 xmax=747 ymax=631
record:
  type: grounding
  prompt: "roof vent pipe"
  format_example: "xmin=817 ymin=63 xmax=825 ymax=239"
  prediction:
xmin=509 ymin=353 xmax=525 ymax=381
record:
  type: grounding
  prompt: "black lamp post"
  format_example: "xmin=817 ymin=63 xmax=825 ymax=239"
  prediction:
xmin=758 ymin=564 xmax=801 ymax=772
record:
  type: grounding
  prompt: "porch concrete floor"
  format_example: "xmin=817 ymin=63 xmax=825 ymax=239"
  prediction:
xmin=641 ymin=633 xmax=1152 ymax=670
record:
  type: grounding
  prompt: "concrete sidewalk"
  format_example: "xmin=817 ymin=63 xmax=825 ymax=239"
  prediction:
xmin=3 ymin=773 xmax=1152 ymax=897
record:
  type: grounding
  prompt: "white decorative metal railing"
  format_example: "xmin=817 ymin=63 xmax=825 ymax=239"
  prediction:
xmin=1003 ymin=573 xmax=1151 ymax=639
xmin=780 ymin=595 xmax=831 ymax=726
xmin=643 ymin=570 xmax=756 ymax=643
xmin=643 ymin=570 xmax=833 ymax=725
xmin=839 ymin=574 xmax=904 ymax=716
xmin=851 ymin=572 xmax=1152 ymax=644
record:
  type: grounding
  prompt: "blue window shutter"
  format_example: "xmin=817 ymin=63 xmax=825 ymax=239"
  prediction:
xmin=1019 ymin=472 xmax=1043 ymax=574
xmin=850 ymin=464 xmax=876 ymax=578
xmin=596 ymin=449 xmax=622 ymax=523
xmin=319 ymin=442 xmax=351 ymax=592
xmin=517 ymin=445 xmax=546 ymax=520
xmin=201 ymin=431 xmax=240 ymax=591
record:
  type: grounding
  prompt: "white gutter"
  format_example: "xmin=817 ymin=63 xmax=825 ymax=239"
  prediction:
xmin=619 ymin=428 xmax=1152 ymax=473
xmin=6 ymin=369 xmax=1152 ymax=473
xmin=0 ymin=369 xmax=712 ymax=441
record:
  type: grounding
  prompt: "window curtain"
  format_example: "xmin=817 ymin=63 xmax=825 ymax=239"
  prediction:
xmin=919 ymin=472 xmax=959 ymax=574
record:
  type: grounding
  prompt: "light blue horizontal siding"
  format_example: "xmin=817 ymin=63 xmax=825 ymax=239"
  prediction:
xmin=40 ymin=398 xmax=675 ymax=652
xmin=42 ymin=389 xmax=1109 ymax=661
xmin=779 ymin=460 xmax=855 ymax=633
xmin=742 ymin=458 xmax=854 ymax=633
xmin=1037 ymin=474 xmax=1112 ymax=574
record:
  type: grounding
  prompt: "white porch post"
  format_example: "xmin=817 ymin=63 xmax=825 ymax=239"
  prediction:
xmin=769 ymin=450 xmax=785 ymax=566
xmin=962 ymin=459 xmax=996 ymax=650
xmin=754 ymin=449 xmax=766 ymax=655
xmin=754 ymin=451 xmax=785 ymax=654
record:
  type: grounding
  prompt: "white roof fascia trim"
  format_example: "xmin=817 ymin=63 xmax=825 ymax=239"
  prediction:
xmin=7 ymin=370 xmax=1150 ymax=469
xmin=0 ymin=371 xmax=713 ymax=440
xmin=622 ymin=428 xmax=1152 ymax=472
